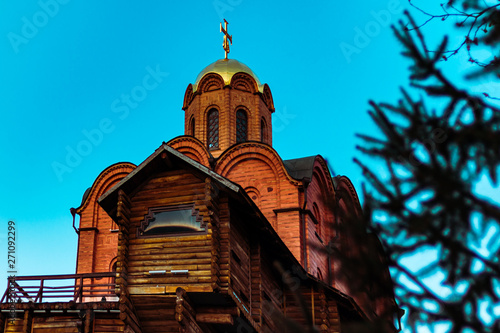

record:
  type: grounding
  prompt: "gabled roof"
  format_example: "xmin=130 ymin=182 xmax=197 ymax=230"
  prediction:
xmin=283 ymin=155 xmax=336 ymax=181
xmin=283 ymin=156 xmax=318 ymax=180
xmin=98 ymin=143 xmax=240 ymax=214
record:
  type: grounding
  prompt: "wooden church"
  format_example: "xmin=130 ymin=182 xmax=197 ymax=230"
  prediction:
xmin=1 ymin=21 xmax=401 ymax=333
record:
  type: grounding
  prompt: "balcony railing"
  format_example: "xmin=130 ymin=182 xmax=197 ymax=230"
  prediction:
xmin=0 ymin=272 xmax=116 ymax=303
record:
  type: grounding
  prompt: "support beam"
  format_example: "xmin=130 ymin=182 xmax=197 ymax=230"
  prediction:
xmin=84 ymin=309 xmax=92 ymax=333
xmin=196 ymin=313 xmax=233 ymax=325
xmin=175 ymin=288 xmax=203 ymax=333
xmin=22 ymin=310 xmax=32 ymax=333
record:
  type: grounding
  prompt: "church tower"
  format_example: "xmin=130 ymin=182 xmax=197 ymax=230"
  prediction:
xmin=3 ymin=20 xmax=401 ymax=333
xmin=182 ymin=58 xmax=275 ymax=157
xmin=182 ymin=19 xmax=274 ymax=157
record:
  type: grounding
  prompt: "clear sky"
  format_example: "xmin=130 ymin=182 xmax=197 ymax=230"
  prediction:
xmin=0 ymin=0 xmax=498 ymax=331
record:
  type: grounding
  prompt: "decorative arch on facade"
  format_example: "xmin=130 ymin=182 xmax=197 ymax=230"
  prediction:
xmin=75 ymin=162 xmax=136 ymax=219
xmin=334 ymin=176 xmax=363 ymax=256
xmin=312 ymin=157 xmax=336 ymax=197
xmin=166 ymin=135 xmax=211 ymax=168
xmin=189 ymin=115 xmax=195 ymax=137
xmin=182 ymin=84 xmax=194 ymax=110
xmin=230 ymin=72 xmax=258 ymax=93
xmin=199 ymin=73 xmax=224 ymax=93
xmin=222 ymin=154 xmax=280 ymax=228
xmin=215 ymin=143 xmax=301 ymax=228
xmin=95 ymin=170 xmax=135 ymax=230
xmin=215 ymin=142 xmax=300 ymax=187
xmin=308 ymin=157 xmax=337 ymax=241
xmin=75 ymin=162 xmax=135 ymax=275
xmin=106 ymin=256 xmax=118 ymax=295
xmin=262 ymin=84 xmax=275 ymax=111
xmin=317 ymin=267 xmax=324 ymax=281
xmin=260 ymin=117 xmax=268 ymax=144
xmin=244 ymin=186 xmax=261 ymax=207
xmin=335 ymin=176 xmax=362 ymax=221
xmin=312 ymin=202 xmax=321 ymax=236
xmin=109 ymin=256 xmax=117 ymax=272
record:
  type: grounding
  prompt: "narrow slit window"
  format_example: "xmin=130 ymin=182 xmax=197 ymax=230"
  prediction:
xmin=207 ymin=108 xmax=219 ymax=149
xmin=261 ymin=118 xmax=267 ymax=143
xmin=190 ymin=117 xmax=195 ymax=136
xmin=236 ymin=109 xmax=248 ymax=143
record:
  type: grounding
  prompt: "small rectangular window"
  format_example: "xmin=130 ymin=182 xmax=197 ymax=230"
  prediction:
xmin=138 ymin=204 xmax=206 ymax=237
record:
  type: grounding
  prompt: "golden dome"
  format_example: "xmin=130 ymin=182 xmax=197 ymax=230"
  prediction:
xmin=192 ymin=59 xmax=263 ymax=93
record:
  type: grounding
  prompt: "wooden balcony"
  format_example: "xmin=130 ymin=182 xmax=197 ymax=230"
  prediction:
xmin=0 ymin=272 xmax=116 ymax=304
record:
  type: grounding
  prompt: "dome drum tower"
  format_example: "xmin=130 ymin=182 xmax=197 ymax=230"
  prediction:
xmin=182 ymin=58 xmax=275 ymax=158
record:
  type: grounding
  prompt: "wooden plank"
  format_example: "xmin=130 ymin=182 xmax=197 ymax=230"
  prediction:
xmin=32 ymin=329 xmax=78 ymax=333
xmin=196 ymin=313 xmax=233 ymax=325
xmin=166 ymin=285 xmax=212 ymax=293
xmin=127 ymin=264 xmax=211 ymax=273
xmin=128 ymin=286 xmax=165 ymax=295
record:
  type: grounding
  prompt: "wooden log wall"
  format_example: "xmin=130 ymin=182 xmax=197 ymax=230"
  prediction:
xmin=326 ymin=297 xmax=341 ymax=333
xmin=115 ymin=189 xmax=142 ymax=333
xmin=0 ymin=313 xmax=4 ymax=333
xmin=2 ymin=309 xmax=125 ymax=333
xmin=280 ymin=286 xmax=342 ymax=333
xmin=249 ymin=242 xmax=262 ymax=327
xmin=4 ymin=318 xmax=22 ymax=333
xmin=32 ymin=316 xmax=81 ymax=333
xmin=217 ymin=197 xmax=230 ymax=293
xmin=126 ymin=170 xmax=214 ymax=295
xmin=205 ymin=177 xmax=222 ymax=292
xmin=317 ymin=290 xmax=330 ymax=332
xmin=229 ymin=207 xmax=251 ymax=316
xmin=94 ymin=316 xmax=125 ymax=333
xmin=260 ymin=256 xmax=283 ymax=332
xmin=131 ymin=295 xmax=178 ymax=332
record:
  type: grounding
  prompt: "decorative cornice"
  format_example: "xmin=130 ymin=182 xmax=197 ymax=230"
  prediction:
xmin=313 ymin=156 xmax=336 ymax=199
xmin=166 ymin=135 xmax=211 ymax=167
xmin=215 ymin=141 xmax=301 ymax=186
xmin=182 ymin=84 xmax=194 ymax=110
xmin=335 ymin=175 xmax=362 ymax=214
xmin=75 ymin=162 xmax=136 ymax=214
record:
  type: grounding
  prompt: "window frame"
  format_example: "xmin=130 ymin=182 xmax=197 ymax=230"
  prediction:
xmin=137 ymin=204 xmax=206 ymax=238
xmin=261 ymin=117 xmax=267 ymax=143
xmin=190 ymin=116 xmax=195 ymax=137
xmin=236 ymin=109 xmax=248 ymax=143
xmin=207 ymin=108 xmax=219 ymax=150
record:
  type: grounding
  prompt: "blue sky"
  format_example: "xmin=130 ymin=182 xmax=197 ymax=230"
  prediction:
xmin=0 ymin=0 xmax=498 ymax=330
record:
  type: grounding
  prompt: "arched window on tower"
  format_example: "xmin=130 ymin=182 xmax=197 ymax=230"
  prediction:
xmin=207 ymin=108 xmax=219 ymax=149
xmin=317 ymin=267 xmax=323 ymax=281
xmin=261 ymin=118 xmax=267 ymax=143
xmin=190 ymin=117 xmax=195 ymax=137
xmin=236 ymin=109 xmax=248 ymax=143
xmin=312 ymin=202 xmax=321 ymax=239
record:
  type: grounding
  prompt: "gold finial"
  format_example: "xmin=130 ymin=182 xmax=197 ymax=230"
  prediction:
xmin=220 ymin=19 xmax=232 ymax=59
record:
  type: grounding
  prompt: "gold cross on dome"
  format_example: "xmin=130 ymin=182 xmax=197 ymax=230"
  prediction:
xmin=220 ymin=19 xmax=232 ymax=59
